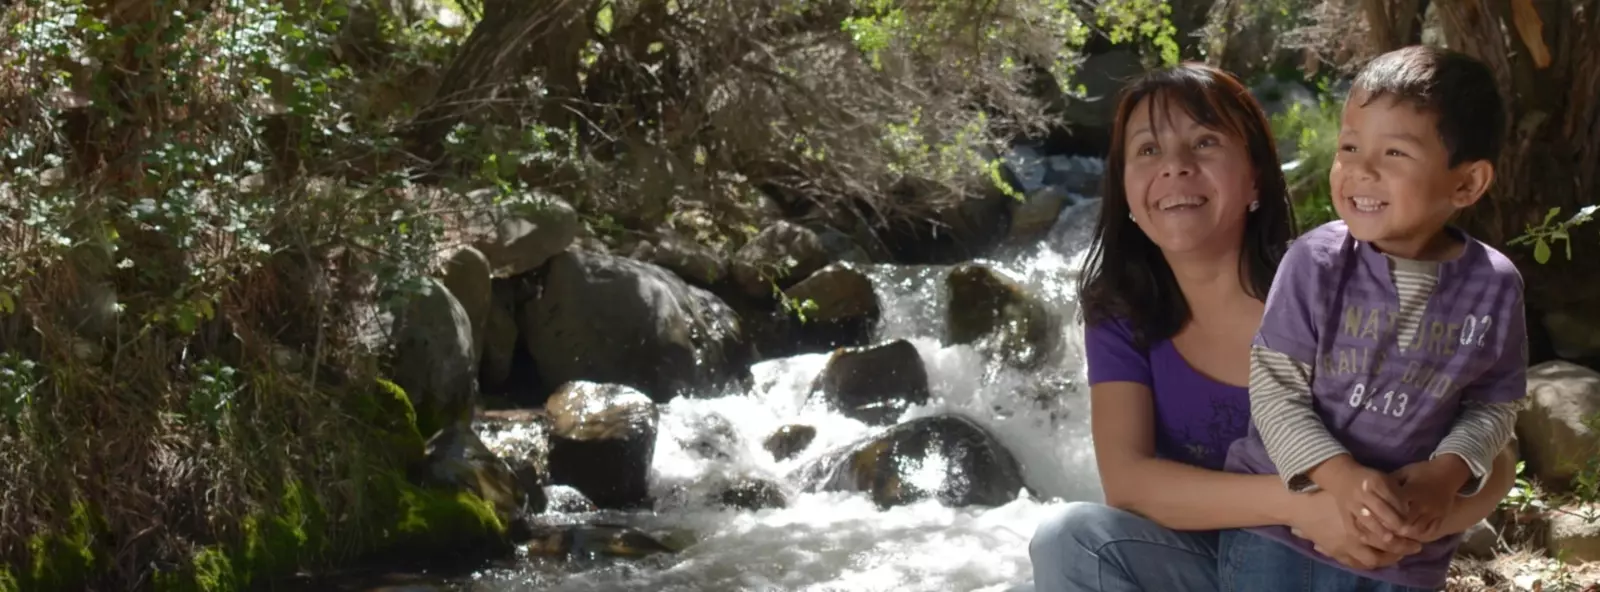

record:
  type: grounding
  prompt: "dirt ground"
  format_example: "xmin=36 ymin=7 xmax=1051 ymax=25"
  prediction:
xmin=1448 ymin=552 xmax=1600 ymax=591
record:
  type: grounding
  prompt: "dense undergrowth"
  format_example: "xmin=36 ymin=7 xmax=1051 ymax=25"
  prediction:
xmin=0 ymin=0 xmax=1185 ymax=588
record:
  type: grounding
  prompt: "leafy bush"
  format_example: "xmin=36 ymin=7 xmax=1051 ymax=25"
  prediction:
xmin=1270 ymin=88 xmax=1342 ymax=231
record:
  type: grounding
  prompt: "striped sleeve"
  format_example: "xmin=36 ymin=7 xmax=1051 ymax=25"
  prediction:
xmin=1432 ymin=400 xmax=1521 ymax=496
xmin=1250 ymin=345 xmax=1349 ymax=492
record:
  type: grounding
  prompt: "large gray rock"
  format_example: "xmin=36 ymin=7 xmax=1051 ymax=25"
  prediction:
xmin=526 ymin=250 xmax=748 ymax=402
xmin=391 ymin=277 xmax=476 ymax=439
xmin=442 ymin=246 xmax=492 ymax=359
xmin=544 ymin=381 xmax=659 ymax=509
xmin=1516 ymin=361 xmax=1600 ymax=491
xmin=1456 ymin=519 xmax=1499 ymax=559
xmin=1546 ymin=505 xmax=1600 ymax=563
xmin=805 ymin=415 xmax=1027 ymax=509
xmin=469 ymin=195 xmax=580 ymax=277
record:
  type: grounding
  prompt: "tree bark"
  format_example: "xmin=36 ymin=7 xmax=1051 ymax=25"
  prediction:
xmin=1430 ymin=0 xmax=1600 ymax=327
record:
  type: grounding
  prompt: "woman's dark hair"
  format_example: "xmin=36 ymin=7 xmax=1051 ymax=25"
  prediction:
xmin=1077 ymin=62 xmax=1296 ymax=347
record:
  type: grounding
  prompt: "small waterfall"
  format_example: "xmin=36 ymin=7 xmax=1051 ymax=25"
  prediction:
xmin=470 ymin=196 xmax=1107 ymax=592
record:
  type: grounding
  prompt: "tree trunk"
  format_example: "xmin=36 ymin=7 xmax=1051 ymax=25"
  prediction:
xmin=1428 ymin=0 xmax=1600 ymax=356
xmin=405 ymin=0 xmax=596 ymax=166
xmin=1360 ymin=0 xmax=1425 ymax=51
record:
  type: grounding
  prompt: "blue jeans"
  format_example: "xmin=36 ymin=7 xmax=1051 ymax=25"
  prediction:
xmin=1218 ymin=529 xmax=1437 ymax=592
xmin=1029 ymin=502 xmax=1220 ymax=592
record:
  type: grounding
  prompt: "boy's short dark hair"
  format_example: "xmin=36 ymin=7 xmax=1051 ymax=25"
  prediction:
xmin=1352 ymin=45 xmax=1505 ymax=168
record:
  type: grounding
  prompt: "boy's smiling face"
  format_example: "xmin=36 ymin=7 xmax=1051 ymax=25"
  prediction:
xmin=1329 ymin=88 xmax=1490 ymax=260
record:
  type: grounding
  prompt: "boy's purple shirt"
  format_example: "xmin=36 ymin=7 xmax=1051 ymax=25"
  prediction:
xmin=1225 ymin=220 xmax=1528 ymax=589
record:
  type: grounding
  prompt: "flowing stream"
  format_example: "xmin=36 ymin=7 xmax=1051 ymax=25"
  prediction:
xmin=455 ymin=193 xmax=1108 ymax=592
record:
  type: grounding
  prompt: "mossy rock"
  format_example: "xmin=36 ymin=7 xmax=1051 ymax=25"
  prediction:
xmin=346 ymin=378 xmax=428 ymax=465
xmin=373 ymin=476 xmax=507 ymax=558
xmin=149 ymin=474 xmax=507 ymax=591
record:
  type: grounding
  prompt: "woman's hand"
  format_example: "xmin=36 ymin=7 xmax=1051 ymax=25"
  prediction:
xmin=1287 ymin=490 xmax=1422 ymax=570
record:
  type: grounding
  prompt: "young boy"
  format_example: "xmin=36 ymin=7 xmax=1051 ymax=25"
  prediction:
xmin=1220 ymin=45 xmax=1528 ymax=591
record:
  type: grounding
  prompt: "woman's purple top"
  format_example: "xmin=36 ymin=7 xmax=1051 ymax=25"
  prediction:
xmin=1085 ymin=318 xmax=1252 ymax=470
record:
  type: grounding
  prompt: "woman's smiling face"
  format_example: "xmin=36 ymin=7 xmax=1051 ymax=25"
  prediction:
xmin=1121 ymin=95 xmax=1259 ymax=258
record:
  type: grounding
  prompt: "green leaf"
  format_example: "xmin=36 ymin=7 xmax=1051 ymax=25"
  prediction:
xmin=174 ymin=308 xmax=198 ymax=334
xmin=0 ymin=292 xmax=13 ymax=315
xmin=1544 ymin=206 xmax=1563 ymax=225
xmin=1534 ymin=238 xmax=1551 ymax=264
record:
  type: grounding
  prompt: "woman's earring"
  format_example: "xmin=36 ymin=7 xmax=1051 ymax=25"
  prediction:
xmin=1128 ymin=212 xmax=1136 ymax=222
xmin=1248 ymin=200 xmax=1260 ymax=212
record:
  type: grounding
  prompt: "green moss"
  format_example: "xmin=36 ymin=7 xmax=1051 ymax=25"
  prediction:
xmin=241 ymin=479 xmax=329 ymax=580
xmin=359 ymin=378 xmax=428 ymax=463
xmin=148 ymin=480 xmax=326 ymax=592
xmin=17 ymin=499 xmax=104 ymax=591
xmin=0 ymin=567 xmax=19 ymax=592
xmin=190 ymin=548 xmax=236 ymax=591
xmin=362 ymin=472 xmax=507 ymax=560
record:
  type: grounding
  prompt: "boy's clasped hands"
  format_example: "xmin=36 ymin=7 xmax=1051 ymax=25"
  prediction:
xmin=1310 ymin=453 xmax=1471 ymax=551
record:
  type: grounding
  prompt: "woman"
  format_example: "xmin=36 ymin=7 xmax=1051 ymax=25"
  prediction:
xmin=1029 ymin=63 xmax=1515 ymax=591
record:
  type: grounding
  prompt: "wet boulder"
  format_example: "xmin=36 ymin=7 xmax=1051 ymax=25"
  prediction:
xmin=676 ymin=413 xmax=743 ymax=462
xmin=809 ymin=415 xmax=1027 ymax=509
xmin=811 ymin=339 xmax=931 ymax=425
xmin=475 ymin=409 xmax=551 ymax=515
xmin=527 ymin=250 xmax=749 ymax=403
xmin=783 ymin=263 xmax=879 ymax=324
xmin=945 ymin=263 xmax=1057 ymax=368
xmin=421 ymin=424 xmax=533 ymax=526
xmin=524 ymin=523 xmax=677 ymax=561
xmin=544 ymin=381 xmax=659 ymax=509
xmin=747 ymin=263 xmax=880 ymax=359
xmin=543 ymin=485 xmax=599 ymax=514
xmin=764 ymin=424 xmax=818 ymax=462
xmin=716 ymin=479 xmax=789 ymax=511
